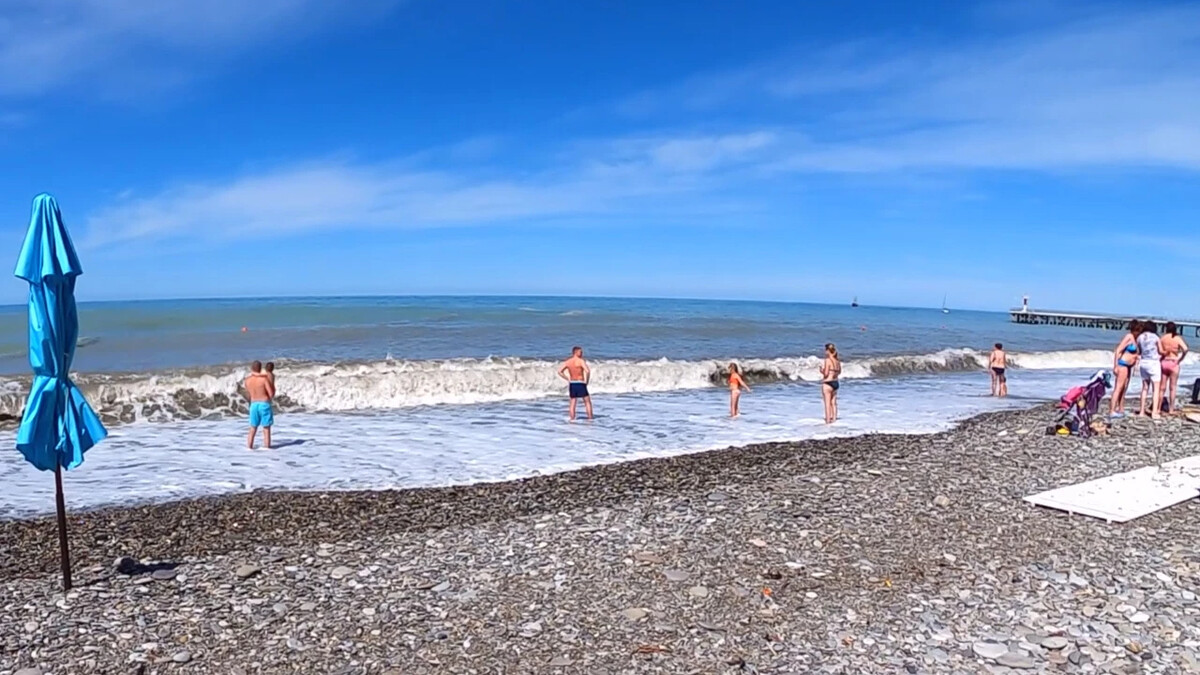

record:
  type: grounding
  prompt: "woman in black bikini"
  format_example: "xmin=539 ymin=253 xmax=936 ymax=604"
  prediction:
xmin=820 ymin=343 xmax=841 ymax=424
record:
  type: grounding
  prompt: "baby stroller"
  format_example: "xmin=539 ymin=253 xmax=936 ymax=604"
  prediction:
xmin=1052 ymin=370 xmax=1111 ymax=437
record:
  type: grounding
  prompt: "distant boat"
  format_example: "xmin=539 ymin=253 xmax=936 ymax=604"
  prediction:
xmin=851 ymin=296 xmax=859 ymax=308
xmin=941 ymin=294 xmax=950 ymax=314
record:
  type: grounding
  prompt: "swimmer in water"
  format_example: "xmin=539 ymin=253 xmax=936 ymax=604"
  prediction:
xmin=244 ymin=360 xmax=275 ymax=449
xmin=820 ymin=343 xmax=841 ymax=424
xmin=557 ymin=346 xmax=593 ymax=421
xmin=727 ymin=362 xmax=751 ymax=418
xmin=989 ymin=343 xmax=1007 ymax=397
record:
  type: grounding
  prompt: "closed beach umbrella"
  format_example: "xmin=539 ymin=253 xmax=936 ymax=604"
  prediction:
xmin=14 ymin=193 xmax=107 ymax=590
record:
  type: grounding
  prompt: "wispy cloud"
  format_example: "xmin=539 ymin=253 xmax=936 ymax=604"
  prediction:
xmin=81 ymin=131 xmax=775 ymax=247
xmin=77 ymin=2 xmax=1200 ymax=249
xmin=0 ymin=0 xmax=402 ymax=98
xmin=618 ymin=3 xmax=1200 ymax=172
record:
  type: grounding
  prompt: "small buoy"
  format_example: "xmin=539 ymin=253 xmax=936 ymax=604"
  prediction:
xmin=241 ymin=326 xmax=248 ymax=333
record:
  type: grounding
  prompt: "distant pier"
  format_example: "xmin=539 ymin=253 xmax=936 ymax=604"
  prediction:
xmin=1011 ymin=309 xmax=1200 ymax=336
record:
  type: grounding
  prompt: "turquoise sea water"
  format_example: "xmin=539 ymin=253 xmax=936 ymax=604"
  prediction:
xmin=0 ymin=296 xmax=1151 ymax=517
xmin=0 ymin=295 xmax=1116 ymax=374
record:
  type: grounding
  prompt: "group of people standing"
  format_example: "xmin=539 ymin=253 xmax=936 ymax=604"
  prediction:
xmin=557 ymin=344 xmax=844 ymax=424
xmin=1109 ymin=319 xmax=1189 ymax=419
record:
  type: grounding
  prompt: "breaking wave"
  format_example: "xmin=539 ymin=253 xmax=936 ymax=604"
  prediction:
xmin=0 ymin=348 xmax=1135 ymax=425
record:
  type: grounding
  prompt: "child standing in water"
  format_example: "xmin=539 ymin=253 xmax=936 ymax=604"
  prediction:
xmin=820 ymin=343 xmax=841 ymax=424
xmin=989 ymin=343 xmax=1008 ymax=397
xmin=727 ymin=362 xmax=750 ymax=417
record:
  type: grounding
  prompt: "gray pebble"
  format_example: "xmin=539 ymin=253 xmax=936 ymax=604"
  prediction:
xmin=234 ymin=564 xmax=260 ymax=579
xmin=972 ymin=642 xmax=1008 ymax=659
xmin=997 ymin=652 xmax=1036 ymax=669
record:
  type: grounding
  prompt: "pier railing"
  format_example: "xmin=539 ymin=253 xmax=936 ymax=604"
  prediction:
xmin=1011 ymin=309 xmax=1200 ymax=336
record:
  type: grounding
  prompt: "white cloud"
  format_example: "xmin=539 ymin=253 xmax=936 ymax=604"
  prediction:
xmin=620 ymin=3 xmax=1200 ymax=172
xmin=76 ymin=2 xmax=1200 ymax=249
xmin=0 ymin=0 xmax=401 ymax=97
xmin=81 ymin=132 xmax=770 ymax=247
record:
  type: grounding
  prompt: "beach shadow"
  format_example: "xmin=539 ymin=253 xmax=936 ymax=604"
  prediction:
xmin=115 ymin=559 xmax=181 ymax=576
xmin=270 ymin=439 xmax=308 ymax=448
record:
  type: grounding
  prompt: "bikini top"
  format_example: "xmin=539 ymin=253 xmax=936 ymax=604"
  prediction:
xmin=1125 ymin=343 xmax=1138 ymax=353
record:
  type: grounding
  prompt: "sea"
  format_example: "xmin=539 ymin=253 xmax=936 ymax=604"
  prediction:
xmin=0 ymin=295 xmax=1168 ymax=519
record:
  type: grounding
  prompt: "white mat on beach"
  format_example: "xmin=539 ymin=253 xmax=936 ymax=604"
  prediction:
xmin=1025 ymin=455 xmax=1200 ymax=522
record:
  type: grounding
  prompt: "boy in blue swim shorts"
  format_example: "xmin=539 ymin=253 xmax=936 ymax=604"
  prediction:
xmin=245 ymin=360 xmax=275 ymax=449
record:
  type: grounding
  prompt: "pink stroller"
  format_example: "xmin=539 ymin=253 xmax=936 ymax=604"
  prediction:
xmin=1054 ymin=370 xmax=1111 ymax=437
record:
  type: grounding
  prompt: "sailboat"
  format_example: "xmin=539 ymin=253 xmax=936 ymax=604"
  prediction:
xmin=941 ymin=294 xmax=950 ymax=314
xmin=851 ymin=296 xmax=859 ymax=308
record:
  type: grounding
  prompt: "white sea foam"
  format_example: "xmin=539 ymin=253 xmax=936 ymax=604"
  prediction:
xmin=0 ymin=348 xmax=1164 ymax=424
xmin=0 ymin=368 xmax=1101 ymax=518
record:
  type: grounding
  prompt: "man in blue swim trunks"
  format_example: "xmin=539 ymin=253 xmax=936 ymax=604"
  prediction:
xmin=245 ymin=360 xmax=275 ymax=449
xmin=557 ymin=346 xmax=593 ymax=420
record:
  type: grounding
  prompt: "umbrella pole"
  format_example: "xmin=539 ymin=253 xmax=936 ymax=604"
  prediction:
xmin=54 ymin=464 xmax=72 ymax=591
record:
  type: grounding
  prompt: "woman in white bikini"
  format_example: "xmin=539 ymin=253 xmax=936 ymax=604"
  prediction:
xmin=1159 ymin=322 xmax=1189 ymax=413
xmin=820 ymin=343 xmax=841 ymax=424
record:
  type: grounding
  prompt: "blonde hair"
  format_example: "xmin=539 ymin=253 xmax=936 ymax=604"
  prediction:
xmin=825 ymin=343 xmax=838 ymax=358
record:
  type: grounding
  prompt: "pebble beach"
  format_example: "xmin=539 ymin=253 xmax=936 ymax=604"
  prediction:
xmin=3 ymin=404 xmax=1200 ymax=674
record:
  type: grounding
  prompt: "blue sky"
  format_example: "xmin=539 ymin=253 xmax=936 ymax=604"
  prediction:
xmin=1 ymin=0 xmax=1198 ymax=313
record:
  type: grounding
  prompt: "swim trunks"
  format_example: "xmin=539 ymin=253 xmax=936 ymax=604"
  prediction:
xmin=569 ymin=382 xmax=589 ymax=399
xmin=824 ymin=380 xmax=840 ymax=392
xmin=1162 ymin=358 xmax=1179 ymax=376
xmin=992 ymin=367 xmax=1007 ymax=381
xmin=249 ymin=401 xmax=274 ymax=428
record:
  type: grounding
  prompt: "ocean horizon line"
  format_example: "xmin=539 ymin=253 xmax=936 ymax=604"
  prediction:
xmin=0 ymin=292 xmax=1008 ymax=315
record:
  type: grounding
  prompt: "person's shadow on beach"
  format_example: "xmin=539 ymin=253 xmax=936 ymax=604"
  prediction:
xmin=270 ymin=439 xmax=308 ymax=449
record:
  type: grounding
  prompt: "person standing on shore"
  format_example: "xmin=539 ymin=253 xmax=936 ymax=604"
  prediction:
xmin=988 ymin=343 xmax=1008 ymax=397
xmin=1109 ymin=320 xmax=1141 ymax=418
xmin=820 ymin=343 xmax=841 ymax=424
xmin=727 ymin=362 xmax=750 ymax=418
xmin=245 ymin=360 xmax=275 ymax=449
xmin=558 ymin=346 xmax=593 ymax=421
xmin=1159 ymin=322 xmax=1189 ymax=412
xmin=1137 ymin=320 xmax=1164 ymax=419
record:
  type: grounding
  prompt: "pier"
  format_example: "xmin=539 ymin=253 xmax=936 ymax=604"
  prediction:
xmin=1011 ymin=309 xmax=1200 ymax=336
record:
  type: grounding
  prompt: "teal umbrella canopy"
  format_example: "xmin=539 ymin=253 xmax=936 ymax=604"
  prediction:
xmin=14 ymin=193 xmax=106 ymax=471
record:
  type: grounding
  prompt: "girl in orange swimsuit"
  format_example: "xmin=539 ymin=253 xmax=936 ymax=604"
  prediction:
xmin=728 ymin=362 xmax=751 ymax=418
